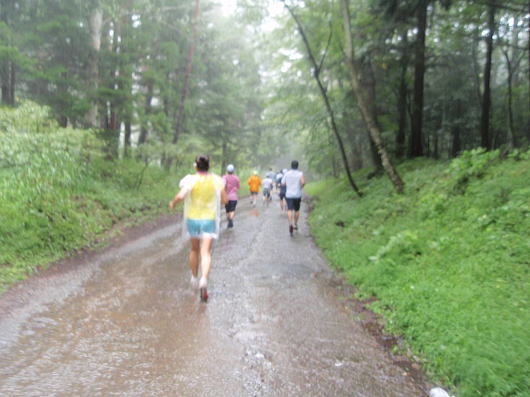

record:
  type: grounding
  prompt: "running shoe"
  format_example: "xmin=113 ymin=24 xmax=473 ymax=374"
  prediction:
xmin=190 ymin=275 xmax=199 ymax=290
xmin=293 ymin=224 xmax=298 ymax=230
xmin=199 ymin=277 xmax=208 ymax=302
xmin=289 ymin=224 xmax=294 ymax=236
xmin=228 ymin=219 xmax=233 ymax=228
xmin=200 ymin=287 xmax=208 ymax=302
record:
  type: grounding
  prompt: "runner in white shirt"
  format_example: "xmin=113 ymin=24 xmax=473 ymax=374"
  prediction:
xmin=262 ymin=176 xmax=274 ymax=206
xmin=281 ymin=160 xmax=305 ymax=236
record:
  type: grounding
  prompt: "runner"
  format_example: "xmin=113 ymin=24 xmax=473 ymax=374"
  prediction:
xmin=247 ymin=171 xmax=261 ymax=207
xmin=262 ymin=174 xmax=274 ymax=206
xmin=281 ymin=161 xmax=305 ymax=236
xmin=277 ymin=169 xmax=288 ymax=211
xmin=169 ymin=154 xmax=228 ymax=302
xmin=223 ymin=164 xmax=240 ymax=228
xmin=266 ymin=168 xmax=276 ymax=192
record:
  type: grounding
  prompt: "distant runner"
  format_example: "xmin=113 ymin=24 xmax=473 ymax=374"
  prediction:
xmin=281 ymin=161 xmax=305 ymax=236
xmin=262 ymin=175 xmax=274 ymax=206
xmin=169 ymin=154 xmax=228 ymax=302
xmin=265 ymin=168 xmax=276 ymax=192
xmin=223 ymin=164 xmax=240 ymax=228
xmin=247 ymin=171 xmax=262 ymax=207
xmin=276 ymin=169 xmax=287 ymax=211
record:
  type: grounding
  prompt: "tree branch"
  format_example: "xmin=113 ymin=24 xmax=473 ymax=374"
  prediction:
xmin=318 ymin=23 xmax=333 ymax=74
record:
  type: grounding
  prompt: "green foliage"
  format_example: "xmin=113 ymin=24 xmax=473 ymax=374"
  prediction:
xmin=447 ymin=148 xmax=500 ymax=193
xmin=307 ymin=151 xmax=530 ymax=397
xmin=0 ymin=103 xmax=179 ymax=292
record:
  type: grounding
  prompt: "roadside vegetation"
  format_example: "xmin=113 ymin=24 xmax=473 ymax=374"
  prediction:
xmin=0 ymin=103 xmax=185 ymax=293
xmin=0 ymin=102 xmax=255 ymax=294
xmin=306 ymin=150 xmax=529 ymax=397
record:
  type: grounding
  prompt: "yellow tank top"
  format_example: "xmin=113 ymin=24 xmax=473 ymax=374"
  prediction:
xmin=180 ymin=173 xmax=224 ymax=220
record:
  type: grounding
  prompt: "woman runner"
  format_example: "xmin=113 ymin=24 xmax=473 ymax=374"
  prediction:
xmin=169 ymin=154 xmax=227 ymax=302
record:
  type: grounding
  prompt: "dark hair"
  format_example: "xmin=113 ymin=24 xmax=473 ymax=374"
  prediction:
xmin=291 ymin=160 xmax=299 ymax=169
xmin=195 ymin=154 xmax=210 ymax=171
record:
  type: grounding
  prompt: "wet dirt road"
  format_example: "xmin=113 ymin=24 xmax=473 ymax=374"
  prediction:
xmin=0 ymin=197 xmax=427 ymax=396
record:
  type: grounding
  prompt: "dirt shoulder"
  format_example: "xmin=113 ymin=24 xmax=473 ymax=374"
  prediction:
xmin=0 ymin=212 xmax=181 ymax=317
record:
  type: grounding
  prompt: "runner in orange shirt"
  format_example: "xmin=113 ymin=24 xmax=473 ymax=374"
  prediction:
xmin=247 ymin=171 xmax=262 ymax=207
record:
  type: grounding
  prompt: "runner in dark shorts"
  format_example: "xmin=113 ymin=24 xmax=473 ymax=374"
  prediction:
xmin=286 ymin=197 xmax=301 ymax=212
xmin=281 ymin=161 xmax=305 ymax=236
xmin=279 ymin=185 xmax=287 ymax=210
xmin=277 ymin=170 xmax=287 ymax=211
xmin=225 ymin=200 xmax=237 ymax=213
xmin=223 ymin=164 xmax=240 ymax=228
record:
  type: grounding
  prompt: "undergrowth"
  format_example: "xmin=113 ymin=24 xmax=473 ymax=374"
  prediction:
xmin=306 ymin=149 xmax=529 ymax=397
xmin=0 ymin=102 xmax=183 ymax=292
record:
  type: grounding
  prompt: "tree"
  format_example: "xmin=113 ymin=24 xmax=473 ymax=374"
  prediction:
xmin=86 ymin=3 xmax=103 ymax=127
xmin=479 ymin=0 xmax=496 ymax=150
xmin=340 ymin=0 xmax=404 ymax=193
xmin=172 ymin=0 xmax=201 ymax=146
xmin=283 ymin=1 xmax=363 ymax=197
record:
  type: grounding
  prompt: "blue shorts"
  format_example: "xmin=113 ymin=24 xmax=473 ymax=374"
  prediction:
xmin=186 ymin=219 xmax=216 ymax=237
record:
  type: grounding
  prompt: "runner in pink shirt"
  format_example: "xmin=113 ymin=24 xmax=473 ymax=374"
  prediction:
xmin=222 ymin=164 xmax=241 ymax=228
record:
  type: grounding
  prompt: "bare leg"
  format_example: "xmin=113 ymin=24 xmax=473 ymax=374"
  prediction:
xmin=287 ymin=210 xmax=293 ymax=225
xmin=189 ymin=238 xmax=200 ymax=277
xmin=294 ymin=210 xmax=300 ymax=227
xmin=199 ymin=236 xmax=213 ymax=281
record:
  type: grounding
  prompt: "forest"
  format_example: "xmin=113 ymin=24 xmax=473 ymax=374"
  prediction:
xmin=1 ymin=0 xmax=527 ymax=174
xmin=1 ymin=0 xmax=529 ymax=396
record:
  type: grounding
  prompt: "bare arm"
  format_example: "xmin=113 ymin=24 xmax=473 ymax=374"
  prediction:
xmin=221 ymin=189 xmax=228 ymax=205
xmin=300 ymin=174 xmax=305 ymax=188
xmin=169 ymin=187 xmax=189 ymax=210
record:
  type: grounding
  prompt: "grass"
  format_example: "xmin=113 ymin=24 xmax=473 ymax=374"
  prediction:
xmin=306 ymin=149 xmax=529 ymax=397
xmin=0 ymin=103 xmax=186 ymax=293
xmin=0 ymin=102 xmax=255 ymax=294
xmin=0 ymin=156 xmax=183 ymax=293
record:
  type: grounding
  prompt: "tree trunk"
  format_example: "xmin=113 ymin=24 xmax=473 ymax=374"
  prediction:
xmin=502 ymin=50 xmax=516 ymax=149
xmin=0 ymin=7 xmax=15 ymax=106
xmin=1 ymin=60 xmax=15 ymax=106
xmin=138 ymin=81 xmax=153 ymax=145
xmin=172 ymin=0 xmax=201 ymax=145
xmin=109 ymin=19 xmax=120 ymax=133
xmin=124 ymin=117 xmax=132 ymax=157
xmin=9 ymin=62 xmax=15 ymax=104
xmin=87 ymin=7 xmax=103 ymax=127
xmin=526 ymin=2 xmax=530 ymax=142
xmin=471 ymin=28 xmax=483 ymax=107
xmin=396 ymin=31 xmax=409 ymax=159
xmin=479 ymin=0 xmax=496 ymax=151
xmin=284 ymin=1 xmax=363 ymax=197
xmin=409 ymin=0 xmax=427 ymax=158
xmin=120 ymin=11 xmax=134 ymax=158
xmin=361 ymin=61 xmax=383 ymax=171
xmin=340 ymin=0 xmax=404 ymax=193
xmin=449 ymin=99 xmax=462 ymax=158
